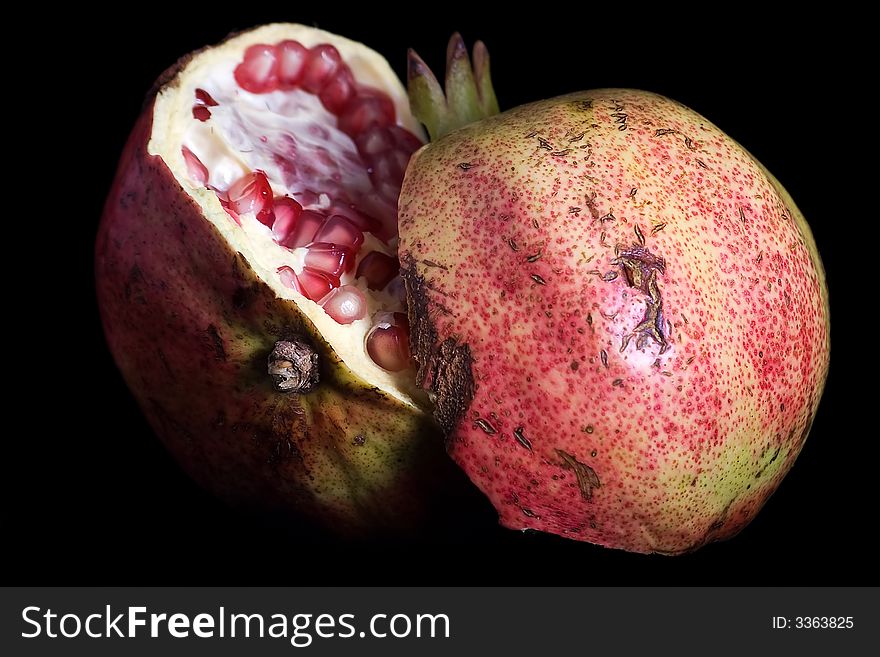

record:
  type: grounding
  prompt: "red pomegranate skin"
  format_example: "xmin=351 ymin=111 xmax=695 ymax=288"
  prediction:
xmin=398 ymin=89 xmax=830 ymax=553
xmin=95 ymin=108 xmax=459 ymax=535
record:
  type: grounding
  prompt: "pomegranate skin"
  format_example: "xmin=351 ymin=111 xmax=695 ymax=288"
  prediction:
xmin=399 ymin=89 xmax=829 ymax=553
xmin=95 ymin=107 xmax=458 ymax=536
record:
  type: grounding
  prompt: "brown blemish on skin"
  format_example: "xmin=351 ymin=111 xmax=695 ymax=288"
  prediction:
xmin=612 ymin=245 xmax=669 ymax=354
xmin=513 ymin=426 xmax=533 ymax=450
xmin=205 ymin=325 xmax=227 ymax=361
xmin=403 ymin=257 xmax=475 ymax=439
xmin=475 ymin=418 xmax=497 ymax=434
xmin=511 ymin=492 xmax=539 ymax=518
xmin=705 ymin=499 xmax=735 ymax=535
xmin=555 ymin=449 xmax=601 ymax=500
xmin=124 ymin=264 xmax=145 ymax=304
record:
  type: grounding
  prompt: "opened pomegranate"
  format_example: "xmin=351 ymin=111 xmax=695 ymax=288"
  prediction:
xmin=96 ymin=24 xmax=461 ymax=533
xmin=398 ymin=38 xmax=830 ymax=553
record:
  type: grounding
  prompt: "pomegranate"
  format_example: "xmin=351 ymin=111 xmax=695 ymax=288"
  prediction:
xmin=95 ymin=23 xmax=462 ymax=533
xmin=398 ymin=37 xmax=830 ymax=553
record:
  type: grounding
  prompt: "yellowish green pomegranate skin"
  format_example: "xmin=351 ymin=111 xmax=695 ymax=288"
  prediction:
xmin=96 ymin=110 xmax=459 ymax=535
xmin=399 ymin=89 xmax=829 ymax=553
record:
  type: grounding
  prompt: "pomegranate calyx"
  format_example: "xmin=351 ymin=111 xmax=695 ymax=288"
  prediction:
xmin=268 ymin=338 xmax=320 ymax=394
xmin=407 ymin=33 xmax=499 ymax=141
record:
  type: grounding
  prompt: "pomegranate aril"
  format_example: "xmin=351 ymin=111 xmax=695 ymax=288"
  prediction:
xmin=372 ymin=155 xmax=402 ymax=183
xmin=385 ymin=276 xmax=407 ymax=304
xmin=328 ymin=204 xmax=382 ymax=235
xmin=338 ymin=93 xmax=395 ymax=136
xmin=391 ymin=150 xmax=412 ymax=177
xmin=271 ymin=196 xmax=303 ymax=236
xmin=379 ymin=182 xmax=401 ymax=203
xmin=298 ymin=267 xmax=339 ymax=302
xmin=303 ymin=242 xmax=354 ymax=278
xmin=278 ymin=265 xmax=298 ymax=290
xmin=277 ymin=40 xmax=308 ymax=88
xmin=192 ymin=105 xmax=212 ymax=121
xmin=355 ymin=126 xmax=393 ymax=156
xmin=280 ymin=209 xmax=325 ymax=249
xmin=387 ymin=124 xmax=423 ymax=153
xmin=194 ymin=88 xmax=218 ymax=106
xmin=227 ymin=171 xmax=274 ymax=225
xmin=319 ymin=67 xmax=356 ymax=114
xmin=393 ymin=312 xmax=410 ymax=332
xmin=181 ymin=147 xmax=208 ymax=185
xmin=234 ymin=44 xmax=279 ymax=93
xmin=295 ymin=190 xmax=322 ymax=207
xmin=218 ymin=196 xmax=241 ymax=226
xmin=355 ymin=251 xmax=398 ymax=290
xmin=315 ymin=215 xmax=364 ymax=249
xmin=366 ymin=314 xmax=411 ymax=372
xmin=301 ymin=44 xmax=342 ymax=94
xmin=322 ymin=285 xmax=367 ymax=324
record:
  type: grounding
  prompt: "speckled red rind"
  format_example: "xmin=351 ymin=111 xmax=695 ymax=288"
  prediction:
xmin=399 ymin=89 xmax=829 ymax=554
xmin=95 ymin=105 xmax=462 ymax=536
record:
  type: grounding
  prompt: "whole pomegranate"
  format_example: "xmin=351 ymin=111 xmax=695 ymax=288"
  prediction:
xmin=95 ymin=23 xmax=472 ymax=534
xmin=398 ymin=38 xmax=829 ymax=553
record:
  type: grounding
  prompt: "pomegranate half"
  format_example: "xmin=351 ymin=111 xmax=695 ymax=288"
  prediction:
xmin=95 ymin=23 xmax=460 ymax=533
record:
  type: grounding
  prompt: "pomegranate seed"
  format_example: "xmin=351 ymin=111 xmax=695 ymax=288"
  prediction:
xmin=372 ymin=154 xmax=402 ymax=183
xmin=227 ymin=171 xmax=274 ymax=225
xmin=234 ymin=44 xmax=279 ymax=93
xmin=280 ymin=210 xmax=325 ymax=249
xmin=194 ymin=88 xmax=218 ymax=106
xmin=303 ymin=242 xmax=354 ymax=278
xmin=355 ymin=251 xmax=398 ymax=290
xmin=379 ymin=182 xmax=401 ymax=204
xmin=301 ymin=45 xmax=342 ymax=94
xmin=391 ymin=150 xmax=412 ymax=178
xmin=278 ymin=265 xmax=298 ymax=289
xmin=192 ymin=105 xmax=212 ymax=121
xmin=314 ymin=215 xmax=364 ymax=249
xmin=181 ymin=147 xmax=208 ymax=185
xmin=277 ymin=40 xmax=308 ymax=88
xmin=217 ymin=195 xmax=241 ymax=226
xmin=327 ymin=203 xmax=382 ymax=235
xmin=319 ymin=67 xmax=356 ymax=114
xmin=366 ymin=313 xmax=411 ymax=372
xmin=295 ymin=190 xmax=322 ymax=207
xmin=387 ymin=124 xmax=423 ymax=154
xmin=271 ymin=196 xmax=303 ymax=237
xmin=297 ymin=266 xmax=339 ymax=302
xmin=357 ymin=86 xmax=398 ymax=111
xmin=322 ymin=285 xmax=367 ymax=324
xmin=355 ymin=126 xmax=393 ymax=156
xmin=338 ymin=93 xmax=395 ymax=136
xmin=385 ymin=276 xmax=407 ymax=304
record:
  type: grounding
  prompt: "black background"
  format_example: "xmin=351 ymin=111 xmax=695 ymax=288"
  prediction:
xmin=14 ymin=7 xmax=871 ymax=585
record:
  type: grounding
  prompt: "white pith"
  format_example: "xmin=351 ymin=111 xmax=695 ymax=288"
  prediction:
xmin=148 ymin=23 xmax=425 ymax=408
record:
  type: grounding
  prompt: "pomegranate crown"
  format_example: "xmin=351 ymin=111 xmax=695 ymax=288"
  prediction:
xmin=407 ymin=33 xmax=500 ymax=141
